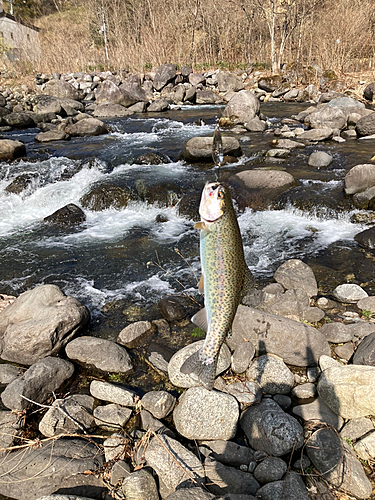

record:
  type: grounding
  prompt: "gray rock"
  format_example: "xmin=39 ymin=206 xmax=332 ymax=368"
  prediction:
xmin=344 ymin=163 xmax=375 ymax=195
xmin=117 ymin=320 xmax=155 ymax=349
xmin=168 ymin=340 xmax=231 ymax=388
xmin=92 ymin=103 xmax=133 ymax=117
xmin=119 ymin=74 xmax=148 ymax=102
xmin=334 ymin=342 xmax=355 ymax=361
xmin=306 ymin=427 xmax=372 ymax=499
xmin=173 ymin=387 xmax=238 ymax=440
xmin=144 ymin=434 xmax=205 ymax=495
xmin=147 ymin=98 xmax=170 ymax=112
xmin=141 ymin=390 xmax=176 ymax=419
xmin=291 ymin=382 xmax=317 ymax=399
xmin=231 ymin=341 xmax=255 ymax=373
xmin=147 ymin=341 xmax=173 ymax=375
xmin=94 ymin=80 xmax=134 ymax=106
xmin=326 ymin=96 xmax=364 ymax=109
xmin=89 ymin=380 xmax=135 ymax=406
xmin=45 ymin=80 xmax=80 ymax=100
xmin=183 ymin=136 xmax=241 ymax=162
xmin=353 ymin=331 xmax=375 ymax=366
xmin=319 ymin=354 xmax=341 ymax=370
xmin=235 ymin=169 xmax=295 ymax=191
xmin=196 ymin=90 xmax=217 ymax=104
xmin=349 ymin=322 xmax=375 ymax=339
xmin=103 ymin=433 xmax=128 ymax=462
xmin=128 ymin=101 xmax=147 ymax=112
xmin=0 ymin=363 xmax=23 ymax=384
xmin=158 ymin=297 xmax=186 ymax=321
xmin=39 ymin=394 xmax=94 ymax=437
xmin=34 ymin=94 xmax=62 ymax=114
xmin=229 ymin=306 xmax=331 ymax=367
xmin=0 ymin=284 xmax=89 ymax=366
xmin=332 ymin=284 xmax=368 ymax=303
xmin=223 ymin=380 xmax=262 ymax=406
xmin=153 ymin=64 xmax=177 ymax=91
xmin=292 ymin=455 xmax=311 ymax=470
xmin=240 ymin=398 xmax=304 ymax=456
xmin=341 ymin=129 xmax=357 ymax=139
xmin=256 ymin=471 xmax=309 ymax=500
xmin=110 ymin=459 xmax=131 ymax=485
xmin=318 ymin=322 xmax=354 ymax=343
xmin=297 ymin=128 xmax=333 ymax=140
xmin=204 ymin=455 xmax=259 ymax=496
xmin=272 ymin=394 xmax=291 ymax=411
xmin=35 ymin=130 xmax=68 ymax=142
xmin=354 ymin=431 xmax=375 ymax=461
xmin=36 ymin=496 xmax=97 ymax=500
xmin=340 ymin=417 xmax=374 ymax=441
xmin=199 ymin=439 xmax=253 ymax=467
xmin=363 ymin=83 xmax=375 ymax=102
xmin=79 ymin=183 xmax=131 ymax=211
xmin=122 ymin=468 xmax=159 ymax=500
xmin=266 ymin=148 xmax=290 ymax=158
xmin=140 ymin=409 xmax=175 ymax=437
xmin=44 ymin=204 xmax=86 ymax=226
xmin=356 ymin=112 xmax=375 ymax=136
xmin=1 ymin=356 xmax=74 ymax=411
xmin=93 ymin=404 xmax=132 ymax=428
xmin=357 ymin=295 xmax=375 ymax=313
xmin=283 ymin=88 xmax=299 ymax=100
xmin=292 ymin=397 xmax=344 ymax=430
xmin=217 ymin=71 xmax=244 ymax=93
xmin=355 ymin=226 xmax=375 ymax=249
xmin=253 ymin=457 xmax=287 ymax=483
xmin=273 ymin=138 xmax=305 ymax=149
xmin=222 ymin=90 xmax=260 ymax=125
xmin=64 ymin=117 xmax=108 ymax=137
xmin=307 ymin=105 xmax=347 ymax=130
xmin=164 ymin=488 xmax=216 ymax=499
xmin=246 ymin=354 xmax=294 ymax=395
xmin=0 ymin=410 xmax=23 ymax=449
xmin=244 ymin=116 xmax=266 ymax=132
xmin=65 ymin=337 xmax=133 ymax=374
xmin=308 ymin=151 xmax=333 ymax=167
xmin=317 ymin=364 xmax=375 ymax=418
xmin=273 ymin=259 xmax=318 ymax=298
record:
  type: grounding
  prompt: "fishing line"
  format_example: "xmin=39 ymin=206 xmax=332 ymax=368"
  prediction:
xmin=212 ymin=116 xmax=223 ymax=182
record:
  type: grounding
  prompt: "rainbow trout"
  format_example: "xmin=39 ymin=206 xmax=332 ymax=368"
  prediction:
xmin=180 ymin=181 xmax=254 ymax=390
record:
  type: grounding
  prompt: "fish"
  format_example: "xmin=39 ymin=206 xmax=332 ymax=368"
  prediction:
xmin=180 ymin=181 xmax=254 ymax=390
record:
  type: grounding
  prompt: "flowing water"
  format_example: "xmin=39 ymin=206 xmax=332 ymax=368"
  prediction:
xmin=1 ymin=103 xmax=375 ymax=338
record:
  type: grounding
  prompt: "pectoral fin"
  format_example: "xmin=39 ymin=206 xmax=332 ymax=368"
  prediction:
xmin=194 ymin=221 xmax=209 ymax=231
xmin=198 ymin=275 xmax=204 ymax=294
xmin=191 ymin=307 xmax=209 ymax=332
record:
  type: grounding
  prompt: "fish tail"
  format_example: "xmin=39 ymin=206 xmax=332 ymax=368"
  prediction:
xmin=180 ymin=349 xmax=218 ymax=390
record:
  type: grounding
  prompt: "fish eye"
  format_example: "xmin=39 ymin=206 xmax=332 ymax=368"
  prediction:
xmin=217 ymin=191 xmax=224 ymax=199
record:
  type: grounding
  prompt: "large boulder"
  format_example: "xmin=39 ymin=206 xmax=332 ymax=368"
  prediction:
xmin=94 ymin=80 xmax=137 ymax=107
xmin=0 ymin=139 xmax=26 ymax=160
xmin=182 ymin=136 xmax=241 ymax=162
xmin=44 ymin=79 xmax=80 ymax=100
xmin=273 ymin=259 xmax=318 ymax=298
xmin=217 ymin=71 xmax=244 ymax=93
xmin=4 ymin=112 xmax=36 ymax=128
xmin=363 ymin=82 xmax=375 ymax=102
xmin=356 ymin=111 xmax=375 ymax=136
xmin=258 ymin=75 xmax=283 ymax=92
xmin=355 ymin=226 xmax=375 ymax=249
xmin=0 ymin=285 xmax=89 ymax=366
xmin=119 ymin=74 xmax=148 ymax=102
xmin=80 ymin=183 xmax=131 ymax=211
xmin=305 ymin=105 xmax=347 ymax=130
xmin=153 ymin=64 xmax=177 ymax=91
xmin=65 ymin=117 xmax=108 ymax=137
xmin=221 ymin=90 xmax=260 ymax=125
xmin=344 ymin=163 xmax=375 ymax=195
xmin=92 ymin=103 xmax=133 ymax=118
xmin=34 ymin=95 xmax=62 ymax=115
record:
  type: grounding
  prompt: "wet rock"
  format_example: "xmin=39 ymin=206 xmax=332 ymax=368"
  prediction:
xmin=0 ymin=363 xmax=22 ymax=384
xmin=318 ymin=322 xmax=354 ymax=343
xmin=0 ymin=411 xmax=23 ymax=448
xmin=317 ymin=364 xmax=375 ymax=418
xmin=353 ymin=331 xmax=375 ymax=366
xmin=0 ymin=139 xmax=26 ymax=160
xmin=183 ymin=136 xmax=241 ymax=162
xmin=256 ymin=471 xmax=309 ymax=500
xmin=356 ymin=111 xmax=375 ymax=136
xmin=168 ymin=340 xmax=231 ymax=388
xmin=308 ymin=151 xmax=333 ymax=167
xmin=5 ymin=172 xmax=38 ymax=194
xmin=292 ymin=397 xmax=344 ymax=430
xmin=297 ymin=128 xmax=333 ymax=140
xmin=354 ymin=431 xmax=375 ymax=461
xmin=240 ymin=398 xmax=304 ymax=456
xmin=1 ymin=356 xmax=74 ymax=411
xmin=45 ymin=79 xmax=80 ymax=100
xmin=44 ymin=203 xmax=86 ymax=225
xmin=133 ymin=179 xmax=181 ymax=207
xmin=80 ymin=183 xmax=131 ymax=211
xmin=0 ymin=284 xmax=89 ymax=365
xmin=141 ymin=390 xmax=175 ymax=419
xmin=199 ymin=439 xmax=253 ymax=467
xmin=253 ymin=456 xmax=287 ymax=483
xmin=306 ymin=427 xmax=372 ymax=499
xmin=246 ymin=354 xmax=294 ymax=395
xmin=273 ymin=138 xmax=305 ymax=149
xmin=65 ymin=117 xmax=108 ymax=136
xmin=352 ymin=186 xmax=375 ymax=208
xmin=134 ymin=152 xmax=171 ymax=165
xmin=0 ymin=438 xmax=104 ymax=500
xmin=35 ymin=130 xmax=69 ymax=142
xmin=204 ymin=455 xmax=259 ymax=496
xmin=89 ymin=380 xmax=136 ymax=406
xmin=355 ymin=225 xmax=375 ymax=249
xmin=158 ymin=297 xmax=186 ymax=321
xmin=173 ymin=386 xmax=238 ymax=440
xmin=122 ymin=468 xmax=159 ymax=500
xmin=345 ymin=163 xmax=375 ymax=195
xmin=291 ymin=382 xmax=317 ymax=399
xmin=235 ymin=169 xmax=295 ymax=191
xmin=39 ymin=394 xmax=94 ymax=437
xmin=153 ymin=64 xmax=177 ymax=91
xmin=4 ymin=112 xmax=36 ymax=128
xmin=221 ymin=90 xmax=260 ymax=125
xmin=332 ymin=283 xmax=368 ymax=303
xmin=231 ymin=340 xmax=256 ymax=373
xmin=223 ymin=380 xmax=262 ymax=406
xmin=65 ymin=337 xmax=133 ymax=374
xmin=94 ymin=404 xmax=132 ymax=428
xmin=341 ymin=129 xmax=357 ymax=139
xmin=340 ymin=417 xmax=374 ymax=441
xmin=92 ymin=103 xmax=133 ymax=117
xmin=117 ymin=320 xmax=155 ymax=349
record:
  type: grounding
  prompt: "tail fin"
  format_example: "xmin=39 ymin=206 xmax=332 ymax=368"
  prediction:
xmin=180 ymin=349 xmax=218 ymax=390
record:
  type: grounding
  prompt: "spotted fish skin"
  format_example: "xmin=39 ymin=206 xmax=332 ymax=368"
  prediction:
xmin=180 ymin=182 xmax=254 ymax=389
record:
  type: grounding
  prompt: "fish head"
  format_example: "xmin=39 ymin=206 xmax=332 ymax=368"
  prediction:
xmin=199 ymin=182 xmax=230 ymax=223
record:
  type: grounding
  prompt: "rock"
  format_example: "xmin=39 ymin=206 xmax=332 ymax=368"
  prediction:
xmin=110 ymin=459 xmax=131 ymax=485
xmin=246 ymin=354 xmax=294 ymax=395
xmin=258 ymin=76 xmax=283 ymax=92
xmin=317 ymin=364 xmax=375 ymax=418
xmin=93 ymin=404 xmax=132 ymax=428
xmin=147 ymin=98 xmax=170 ymax=112
xmin=273 ymin=394 xmax=291 ymax=411
xmin=231 ymin=340 xmax=255 ymax=373
xmin=153 ymin=64 xmax=177 ymax=91
xmin=217 ymin=71 xmax=244 ymax=93
xmin=35 ymin=130 xmax=69 ymax=142
xmin=144 ymin=434 xmax=205 ymax=495
xmin=65 ymin=337 xmax=133 ymax=374
xmin=39 ymin=394 xmax=94 ymax=437
xmin=273 ymin=259 xmax=318 ymax=298
xmin=335 ymin=342 xmax=355 ymax=361
xmin=158 ymin=297 xmax=186 ymax=321
xmin=140 ymin=409 xmax=175 ymax=437
xmin=34 ymin=95 xmax=62 ymax=114
xmin=298 ymin=128 xmax=334 ymax=141
xmin=306 ymin=427 xmax=372 ymax=499
xmin=199 ymin=439 xmax=253 ymax=467
xmin=240 ymin=398 xmax=304 ymax=456
xmin=229 ymin=306 xmax=330 ymax=366
xmin=0 ymin=438 xmax=104 ymax=500
xmin=103 ymin=433 xmax=128 ymax=461
xmin=0 ymin=411 xmax=23 ymax=448
xmin=341 ymin=129 xmax=357 ymax=139
xmin=353 ymin=331 xmax=375 ymax=366
xmin=243 ymin=116 xmax=267 ymax=132
xmin=80 ymin=183 xmax=131 ymax=211
xmin=65 ymin=117 xmax=108 ymax=137
xmin=44 ymin=204 xmax=86 ymax=225
xmin=235 ymin=169 xmax=295 ymax=191
xmin=0 ymin=363 xmax=22 ymax=384
xmin=349 ymin=322 xmax=375 ymax=339
xmin=173 ymin=387 xmax=238 ymax=440
xmin=356 ymin=112 xmax=375 ymax=136
xmin=45 ymin=80 xmax=80 ymax=100
xmin=0 ymin=139 xmax=26 ymax=160
xmin=4 ymin=112 xmax=35 ymax=128
xmin=168 ymin=340 xmax=231 ymax=388
xmin=117 ymin=321 xmax=155 ymax=349
xmin=223 ymin=380 xmax=262 ymax=406
xmin=204 ymin=455 xmax=259 ymax=496
xmin=273 ymin=138 xmax=305 ymax=149
xmin=89 ymin=380 xmax=135 ymax=406
xmin=222 ymin=90 xmax=260 ymax=125
xmin=164 ymin=488 xmax=216 ymax=500
xmin=291 ymin=382 xmax=317 ymax=399
xmin=266 ymin=148 xmax=289 ymax=158
xmin=253 ymin=457 xmax=287 ymax=483
xmin=128 ymin=101 xmax=147 ymax=112
xmin=5 ymin=173 xmax=38 ymax=194
xmin=1 ymin=356 xmax=74 ymax=411
xmin=134 ymin=152 xmax=171 ymax=165
xmin=0 ymin=285 xmax=89 ymax=366
xmin=318 ymin=322 xmax=354 ymax=343
xmin=256 ymin=471 xmax=309 ymax=500
xmin=340 ymin=417 xmax=374 ymax=441
xmin=122 ymin=468 xmax=159 ymax=500
xmin=357 ymin=295 xmax=375 ymax=313
xmin=355 ymin=226 xmax=375 ymax=249
xmin=119 ymin=74 xmax=148 ymax=102
xmin=183 ymin=136 xmax=241 ymax=162
xmin=307 ymin=105 xmax=346 ymax=130
xmin=283 ymin=88 xmax=299 ymax=100
xmin=189 ymin=72 xmax=205 ymax=86
xmin=292 ymin=398 xmax=344 ymax=430
xmin=141 ymin=390 xmax=175 ymax=419
xmin=332 ymin=284 xmax=368 ymax=303
xmin=147 ymin=341 xmax=173 ymax=375
xmin=354 ymin=431 xmax=375 ymax=461
xmin=94 ymin=80 xmax=134 ymax=107
xmin=353 ymin=186 xmax=375 ymax=209
xmin=196 ymin=90 xmax=217 ymax=104
xmin=345 ymin=163 xmax=375 ymax=194
xmin=308 ymin=151 xmax=333 ymax=168
xmin=363 ymin=82 xmax=375 ymax=102
xmin=92 ymin=103 xmax=133 ymax=117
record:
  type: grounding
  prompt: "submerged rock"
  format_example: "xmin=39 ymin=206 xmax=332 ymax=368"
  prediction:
xmin=44 ymin=203 xmax=86 ymax=225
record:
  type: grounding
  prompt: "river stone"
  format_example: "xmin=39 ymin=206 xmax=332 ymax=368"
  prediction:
xmin=258 ymin=75 xmax=282 ymax=92
xmin=144 ymin=434 xmax=205 ymax=494
xmin=4 ymin=112 xmax=35 ymax=128
xmin=39 ymin=394 xmax=94 ymax=437
xmin=1 ymin=356 xmax=74 ymax=411
xmin=223 ymin=380 xmax=262 ymax=406
xmin=273 ymin=259 xmax=317 ymax=298
xmin=344 ymin=163 xmax=375 ymax=194
xmin=355 ymin=225 xmax=375 ymax=249
xmin=92 ymin=103 xmax=133 ymax=118
xmin=0 ymin=363 xmax=22 ymax=384
xmin=240 ymin=398 xmax=304 ymax=456
xmin=307 ymin=105 xmax=347 ymax=130
xmin=353 ymin=431 xmax=375 ymax=461
xmin=0 ymin=285 xmax=88 ymax=366
xmin=327 ymin=96 xmax=365 ymax=109
xmin=353 ymin=184 xmax=375 ymax=209
xmin=199 ymin=439 xmax=253 ymax=467
xmin=35 ymin=130 xmax=68 ymax=142
xmin=196 ymin=90 xmax=217 ymax=104
xmin=332 ymin=283 xmax=368 ymax=303
xmin=353 ymin=331 xmax=375 ymax=366
xmin=291 ymin=382 xmax=317 ymax=399
xmin=273 ymin=138 xmax=305 ymax=149
xmin=0 ymin=438 xmax=104 ymax=500
xmin=80 ymin=183 xmax=131 ymax=211
xmin=357 ymin=295 xmax=375 ymax=313
xmin=335 ymin=342 xmax=355 ymax=361
xmin=235 ymin=169 xmax=295 ymax=191
xmin=363 ymin=82 xmax=375 ymax=102
xmin=356 ymin=112 xmax=375 ymax=136
xmin=0 ymin=410 xmax=23 ymax=448
xmin=246 ymin=354 xmax=294 ymax=395
xmin=256 ymin=471 xmax=309 ymax=500
xmin=117 ymin=320 xmax=155 ymax=349
xmin=94 ymin=80 xmax=130 ymax=106
xmin=222 ymin=90 xmax=260 ymax=125
xmin=266 ymin=148 xmax=290 ymax=158
xmin=229 ymin=305 xmax=330 ymax=366
xmin=168 ymin=340 xmax=231 ymax=388
xmin=244 ymin=116 xmax=267 ymax=132
xmin=297 ymin=128 xmax=334 ymax=140
xmin=158 ymin=297 xmax=186 ymax=321
xmin=141 ymin=390 xmax=175 ymax=419
xmin=317 ymin=364 xmax=375 ymax=418
xmin=120 ymin=75 xmax=148 ymax=102
xmin=122 ymin=469 xmax=159 ymax=500
xmin=65 ymin=337 xmax=133 ymax=374
xmin=183 ymin=136 xmax=241 ymax=162
xmin=292 ymin=397 xmax=344 ymax=430
xmin=308 ymin=151 xmax=333 ymax=167
xmin=153 ymin=64 xmax=177 ymax=91
xmin=231 ymin=340 xmax=256 ymax=373
xmin=140 ymin=409 xmax=175 ymax=437
xmin=217 ymin=71 xmax=244 ymax=93
xmin=349 ymin=322 xmax=375 ymax=339
xmin=34 ymin=94 xmax=62 ymax=114
xmin=147 ymin=98 xmax=170 ymax=112
xmin=103 ymin=433 xmax=129 ymax=461
xmin=283 ymin=88 xmax=299 ymax=100
xmin=110 ymin=459 xmax=131 ymax=485
xmin=35 ymin=496 xmax=96 ymax=500
xmin=134 ymin=152 xmax=171 ymax=165
xmin=318 ymin=322 xmax=354 ymax=343
xmin=89 ymin=380 xmax=135 ymax=406
xmin=340 ymin=417 xmax=374 ymax=441
xmin=204 ymin=455 xmax=259 ymax=496
xmin=45 ymin=79 xmax=80 ymax=100
xmin=173 ymin=387 xmax=238 ymax=440
xmin=65 ymin=117 xmax=108 ymax=137
xmin=253 ymin=456 xmax=287 ymax=484
xmin=0 ymin=139 xmax=26 ymax=160
xmin=164 ymin=488 xmax=216 ymax=500
xmin=44 ymin=204 xmax=86 ymax=226
xmin=306 ymin=427 xmax=372 ymax=499
xmin=94 ymin=403 xmax=132 ymax=428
